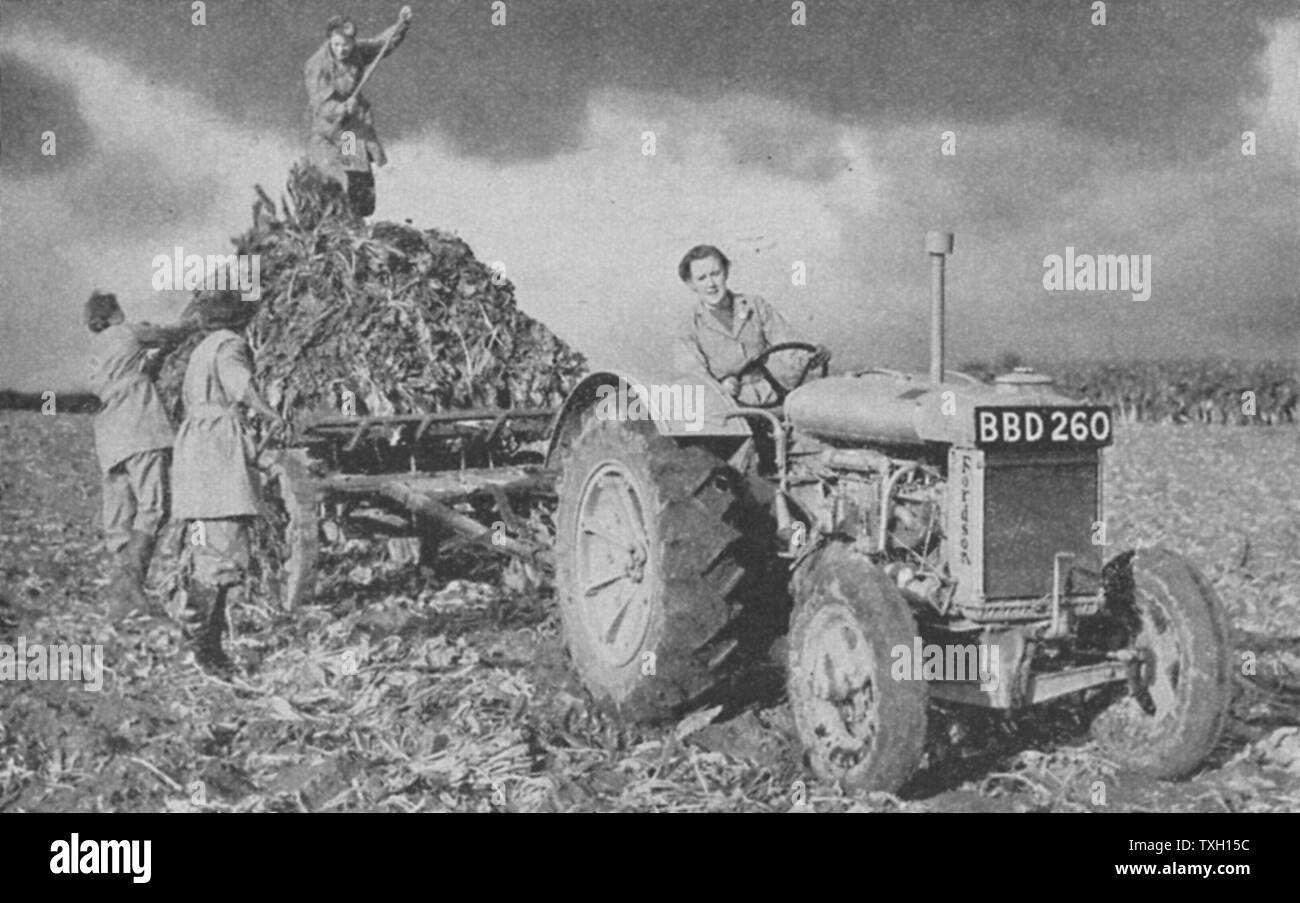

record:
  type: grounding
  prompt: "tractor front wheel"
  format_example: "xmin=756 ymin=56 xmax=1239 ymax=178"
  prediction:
xmin=1088 ymin=547 xmax=1232 ymax=778
xmin=787 ymin=543 xmax=928 ymax=793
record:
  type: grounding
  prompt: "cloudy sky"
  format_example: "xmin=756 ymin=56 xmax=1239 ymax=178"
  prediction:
xmin=1 ymin=0 xmax=1296 ymax=391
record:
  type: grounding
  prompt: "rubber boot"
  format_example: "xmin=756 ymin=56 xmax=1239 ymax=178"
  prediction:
xmin=186 ymin=581 xmax=233 ymax=675
xmin=107 ymin=540 xmax=148 ymax=619
xmin=198 ymin=586 xmax=234 ymax=675
xmin=131 ymin=530 xmax=157 ymax=596
xmin=181 ymin=579 xmax=210 ymax=641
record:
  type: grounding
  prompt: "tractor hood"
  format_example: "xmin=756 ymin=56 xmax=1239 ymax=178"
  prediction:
xmin=784 ymin=370 xmax=1084 ymax=447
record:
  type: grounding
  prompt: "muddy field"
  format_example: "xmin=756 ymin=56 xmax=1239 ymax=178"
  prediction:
xmin=1 ymin=410 xmax=1298 ymax=812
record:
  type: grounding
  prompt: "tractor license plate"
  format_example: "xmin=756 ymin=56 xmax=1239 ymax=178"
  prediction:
xmin=975 ymin=406 xmax=1113 ymax=449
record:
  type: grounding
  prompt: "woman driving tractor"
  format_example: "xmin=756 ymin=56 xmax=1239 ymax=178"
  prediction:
xmin=673 ymin=244 xmax=829 ymax=407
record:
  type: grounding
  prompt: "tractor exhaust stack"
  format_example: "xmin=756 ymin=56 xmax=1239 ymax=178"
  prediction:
xmin=926 ymin=231 xmax=954 ymax=386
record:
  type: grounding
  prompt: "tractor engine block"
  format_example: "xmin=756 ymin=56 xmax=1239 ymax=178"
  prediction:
xmin=886 ymin=474 xmax=944 ymax=557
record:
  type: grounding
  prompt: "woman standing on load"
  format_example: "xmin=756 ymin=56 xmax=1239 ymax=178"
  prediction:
xmin=304 ymin=8 xmax=413 ymax=217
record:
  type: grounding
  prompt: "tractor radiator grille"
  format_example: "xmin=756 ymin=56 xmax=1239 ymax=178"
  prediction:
xmin=982 ymin=451 xmax=1102 ymax=600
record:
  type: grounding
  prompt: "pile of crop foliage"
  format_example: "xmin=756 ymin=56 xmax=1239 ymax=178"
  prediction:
xmin=159 ymin=162 xmax=587 ymax=427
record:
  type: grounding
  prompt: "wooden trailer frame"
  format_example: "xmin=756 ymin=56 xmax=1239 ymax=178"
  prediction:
xmin=259 ymin=407 xmax=562 ymax=608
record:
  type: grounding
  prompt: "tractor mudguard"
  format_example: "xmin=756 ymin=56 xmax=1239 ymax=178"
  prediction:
xmin=546 ymin=370 xmax=751 ymax=465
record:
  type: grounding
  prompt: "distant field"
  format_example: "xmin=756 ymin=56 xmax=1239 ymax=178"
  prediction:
xmin=1101 ymin=421 xmax=1299 ymax=638
xmin=962 ymin=359 xmax=1299 ymax=426
xmin=8 ymin=358 xmax=1296 ymax=424
xmin=1 ymin=411 xmax=1297 ymax=812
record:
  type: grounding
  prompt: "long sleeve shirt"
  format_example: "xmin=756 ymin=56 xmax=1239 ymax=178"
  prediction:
xmin=673 ymin=293 xmax=803 ymax=405
xmin=171 ymin=330 xmax=262 ymax=519
xmin=87 ymin=322 xmax=191 ymax=472
xmin=304 ymin=19 xmax=409 ymax=172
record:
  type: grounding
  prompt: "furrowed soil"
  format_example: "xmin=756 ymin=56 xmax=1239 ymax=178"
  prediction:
xmin=1 ymin=410 xmax=1297 ymax=812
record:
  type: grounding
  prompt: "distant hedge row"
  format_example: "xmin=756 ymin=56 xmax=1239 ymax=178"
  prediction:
xmin=5 ymin=358 xmax=1294 ymax=429
xmin=960 ymin=357 xmax=1298 ymax=425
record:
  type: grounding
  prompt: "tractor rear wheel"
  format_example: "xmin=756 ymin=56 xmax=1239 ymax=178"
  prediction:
xmin=1088 ymin=547 xmax=1232 ymax=778
xmin=787 ymin=543 xmax=928 ymax=793
xmin=554 ymin=418 xmax=761 ymax=723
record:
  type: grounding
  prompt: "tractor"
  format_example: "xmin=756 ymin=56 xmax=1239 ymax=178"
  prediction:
xmin=266 ymin=230 xmax=1232 ymax=792
xmin=543 ymin=231 xmax=1233 ymax=791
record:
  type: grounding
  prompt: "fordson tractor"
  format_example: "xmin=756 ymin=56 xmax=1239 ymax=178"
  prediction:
xmin=543 ymin=231 xmax=1232 ymax=791
xmin=271 ymin=231 xmax=1233 ymax=792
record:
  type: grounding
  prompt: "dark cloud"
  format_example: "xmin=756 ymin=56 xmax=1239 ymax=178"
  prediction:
xmin=57 ymin=147 xmax=223 ymax=235
xmin=0 ymin=54 xmax=94 ymax=172
xmin=2 ymin=0 xmax=1292 ymax=166
xmin=0 ymin=0 xmax=1294 ymax=391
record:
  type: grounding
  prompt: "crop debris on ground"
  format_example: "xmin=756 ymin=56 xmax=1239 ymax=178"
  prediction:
xmin=3 ymin=413 xmax=1298 ymax=812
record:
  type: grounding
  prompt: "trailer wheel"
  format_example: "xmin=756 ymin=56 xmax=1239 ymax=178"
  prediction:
xmin=555 ymin=419 xmax=760 ymax=722
xmin=787 ymin=543 xmax=928 ymax=793
xmin=1089 ymin=547 xmax=1232 ymax=778
xmin=259 ymin=449 xmax=321 ymax=609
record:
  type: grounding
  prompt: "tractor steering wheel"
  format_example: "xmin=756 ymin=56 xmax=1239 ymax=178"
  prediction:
xmin=729 ymin=341 xmax=829 ymax=408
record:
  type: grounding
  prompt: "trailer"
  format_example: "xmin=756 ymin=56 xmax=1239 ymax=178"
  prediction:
xmin=259 ymin=406 xmax=561 ymax=608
